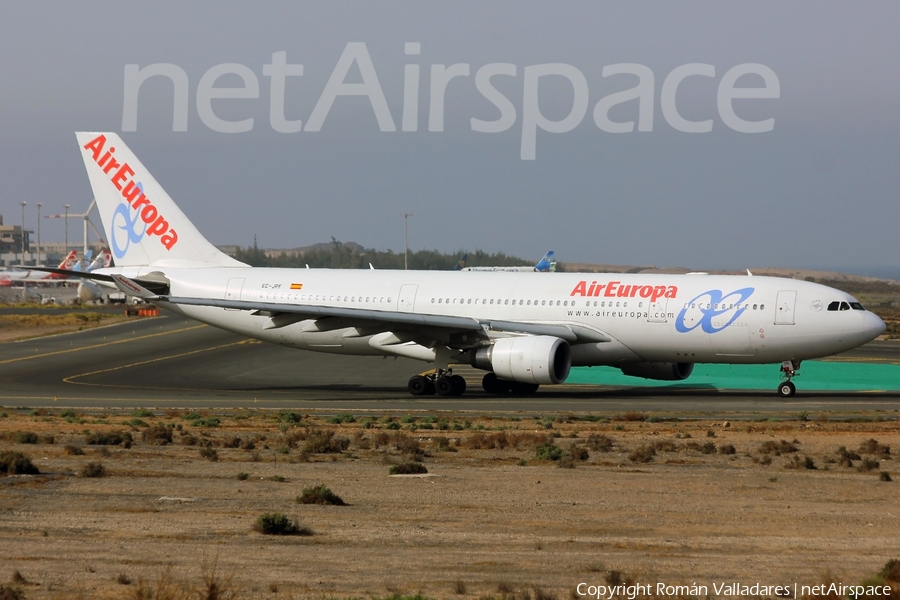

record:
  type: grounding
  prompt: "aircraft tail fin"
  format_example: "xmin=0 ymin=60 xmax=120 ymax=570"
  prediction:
xmin=454 ymin=253 xmax=468 ymax=270
xmin=58 ymin=250 xmax=78 ymax=270
xmin=534 ymin=250 xmax=555 ymax=272
xmin=75 ymin=132 xmax=245 ymax=268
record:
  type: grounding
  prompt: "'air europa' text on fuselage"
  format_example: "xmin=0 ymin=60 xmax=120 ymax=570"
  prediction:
xmin=570 ymin=280 xmax=677 ymax=302
xmin=82 ymin=134 xmax=179 ymax=252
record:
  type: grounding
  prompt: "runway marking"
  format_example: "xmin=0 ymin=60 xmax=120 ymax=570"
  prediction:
xmin=63 ymin=339 xmax=254 ymax=390
xmin=0 ymin=324 xmax=208 ymax=366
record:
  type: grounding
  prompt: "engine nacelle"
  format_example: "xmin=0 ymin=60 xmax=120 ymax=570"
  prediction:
xmin=472 ymin=336 xmax=571 ymax=385
xmin=620 ymin=362 xmax=694 ymax=381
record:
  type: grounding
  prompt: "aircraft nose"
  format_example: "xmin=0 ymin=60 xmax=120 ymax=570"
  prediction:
xmin=865 ymin=311 xmax=886 ymax=340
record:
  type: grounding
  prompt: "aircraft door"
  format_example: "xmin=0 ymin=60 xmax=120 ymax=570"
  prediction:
xmin=775 ymin=290 xmax=797 ymax=325
xmin=398 ymin=284 xmax=418 ymax=313
xmin=647 ymin=298 xmax=668 ymax=323
xmin=225 ymin=278 xmax=245 ymax=310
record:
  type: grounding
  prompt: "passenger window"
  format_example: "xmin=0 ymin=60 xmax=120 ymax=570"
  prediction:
xmin=760 ymin=304 xmax=765 ymax=310
xmin=490 ymin=299 xmax=494 ymax=305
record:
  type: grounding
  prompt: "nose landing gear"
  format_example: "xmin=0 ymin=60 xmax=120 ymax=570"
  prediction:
xmin=408 ymin=369 xmax=466 ymax=396
xmin=777 ymin=360 xmax=800 ymax=398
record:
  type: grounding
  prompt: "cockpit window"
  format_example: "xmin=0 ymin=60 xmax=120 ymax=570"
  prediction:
xmin=827 ymin=301 xmax=840 ymax=311
xmin=850 ymin=302 xmax=865 ymax=311
xmin=840 ymin=302 xmax=850 ymax=311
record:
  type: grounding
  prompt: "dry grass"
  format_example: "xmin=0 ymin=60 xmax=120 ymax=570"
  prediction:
xmin=0 ymin=410 xmax=898 ymax=598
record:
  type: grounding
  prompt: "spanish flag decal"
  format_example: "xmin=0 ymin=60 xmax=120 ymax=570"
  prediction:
xmin=290 ymin=283 xmax=303 ymax=290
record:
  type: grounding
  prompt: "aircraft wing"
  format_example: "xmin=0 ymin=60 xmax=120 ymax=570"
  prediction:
xmin=162 ymin=296 xmax=609 ymax=346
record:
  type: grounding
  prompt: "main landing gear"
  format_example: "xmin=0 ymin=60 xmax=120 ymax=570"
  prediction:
xmin=408 ymin=369 xmax=467 ymax=396
xmin=481 ymin=373 xmax=539 ymax=396
xmin=777 ymin=360 xmax=800 ymax=398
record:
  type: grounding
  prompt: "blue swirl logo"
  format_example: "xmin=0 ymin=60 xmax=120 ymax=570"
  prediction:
xmin=110 ymin=182 xmax=146 ymax=259
xmin=675 ymin=287 xmax=755 ymax=334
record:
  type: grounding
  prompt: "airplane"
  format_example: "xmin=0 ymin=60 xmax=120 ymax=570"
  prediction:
xmin=47 ymin=132 xmax=885 ymax=399
xmin=0 ymin=250 xmax=78 ymax=286
xmin=76 ymin=249 xmax=113 ymax=303
xmin=460 ymin=250 xmax=555 ymax=273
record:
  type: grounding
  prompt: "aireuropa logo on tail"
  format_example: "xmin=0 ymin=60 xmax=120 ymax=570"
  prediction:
xmin=83 ymin=135 xmax=179 ymax=259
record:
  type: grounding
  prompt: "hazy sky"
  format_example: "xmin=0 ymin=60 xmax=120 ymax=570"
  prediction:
xmin=1 ymin=2 xmax=898 ymax=273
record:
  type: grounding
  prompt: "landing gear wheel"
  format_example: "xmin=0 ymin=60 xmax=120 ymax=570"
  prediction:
xmin=482 ymin=372 xmax=506 ymax=394
xmin=436 ymin=376 xmax=455 ymax=396
xmin=450 ymin=375 xmax=466 ymax=396
xmin=511 ymin=382 xmax=539 ymax=395
xmin=408 ymin=375 xmax=429 ymax=396
xmin=777 ymin=381 xmax=796 ymax=398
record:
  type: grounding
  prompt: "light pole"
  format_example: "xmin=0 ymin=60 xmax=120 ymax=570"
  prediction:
xmin=36 ymin=203 xmax=42 ymax=265
xmin=20 ymin=201 xmax=26 ymax=264
xmin=401 ymin=213 xmax=413 ymax=270
xmin=64 ymin=204 xmax=70 ymax=253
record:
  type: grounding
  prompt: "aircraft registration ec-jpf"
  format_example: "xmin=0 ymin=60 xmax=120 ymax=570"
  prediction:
xmin=51 ymin=133 xmax=885 ymax=398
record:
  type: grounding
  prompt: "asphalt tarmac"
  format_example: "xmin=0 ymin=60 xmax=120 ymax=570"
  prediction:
xmin=1 ymin=312 xmax=899 ymax=415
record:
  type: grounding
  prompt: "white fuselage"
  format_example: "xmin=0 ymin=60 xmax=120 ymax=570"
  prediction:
xmin=102 ymin=266 xmax=885 ymax=368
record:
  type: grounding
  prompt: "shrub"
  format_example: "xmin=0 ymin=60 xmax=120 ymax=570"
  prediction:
xmin=859 ymin=439 xmax=891 ymax=456
xmin=199 ymin=447 xmax=219 ymax=462
xmin=385 ymin=421 xmax=401 ymax=430
xmin=859 ymin=458 xmax=880 ymax=472
xmin=236 ymin=472 xmax=249 ymax=481
xmin=569 ymin=446 xmax=590 ymax=461
xmin=325 ymin=414 xmax=356 ymax=424
xmin=269 ymin=475 xmax=286 ymax=482
xmin=60 ymin=409 xmax=77 ymax=419
xmin=586 ymin=434 xmax=614 ymax=452
xmin=837 ymin=446 xmax=861 ymax=467
xmin=534 ymin=441 xmax=564 ymax=461
xmin=64 ymin=444 xmax=85 ymax=455
xmin=880 ymin=472 xmax=893 ymax=482
xmin=141 ymin=424 xmax=173 ymax=446
xmin=759 ymin=440 xmax=798 ymax=456
xmin=620 ymin=411 xmax=646 ymax=422
xmin=253 ymin=513 xmax=311 ymax=536
xmin=116 ymin=573 xmax=132 ymax=585
xmin=16 ymin=432 xmax=38 ymax=444
xmin=131 ymin=408 xmax=153 ymax=418
xmin=719 ymin=444 xmax=737 ymax=455
xmin=84 ymin=431 xmax=132 ymax=446
xmin=558 ymin=454 xmax=576 ymax=469
xmin=276 ymin=411 xmax=303 ymax=423
xmin=297 ymin=484 xmax=346 ymax=505
xmin=81 ymin=462 xmax=106 ymax=478
xmin=0 ymin=585 xmax=25 ymax=600
xmin=700 ymin=442 xmax=717 ymax=455
xmin=390 ymin=462 xmax=428 ymax=475
xmin=879 ymin=559 xmax=900 ymax=582
xmin=653 ymin=440 xmax=678 ymax=453
xmin=193 ymin=417 xmax=220 ymax=428
xmin=0 ymin=451 xmax=40 ymax=475
xmin=785 ymin=455 xmax=816 ymax=470
xmin=302 ymin=429 xmax=349 ymax=454
xmin=628 ymin=445 xmax=655 ymax=463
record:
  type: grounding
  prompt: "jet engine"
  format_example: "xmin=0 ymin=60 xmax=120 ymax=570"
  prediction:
xmin=472 ymin=335 xmax=571 ymax=384
xmin=77 ymin=280 xmax=104 ymax=303
xmin=620 ymin=362 xmax=694 ymax=381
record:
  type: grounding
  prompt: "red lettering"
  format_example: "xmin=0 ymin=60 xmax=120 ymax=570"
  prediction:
xmin=146 ymin=216 xmax=169 ymax=237
xmin=111 ymin=164 xmax=134 ymax=190
xmin=650 ymin=286 xmax=666 ymax=302
xmin=122 ymin=181 xmax=141 ymax=204
xmin=98 ymin=147 xmax=116 ymax=169
xmin=593 ymin=284 xmax=605 ymax=296
xmin=161 ymin=229 xmax=178 ymax=250
xmin=665 ymin=286 xmax=678 ymax=299
xmin=83 ymin=135 xmax=105 ymax=161
xmin=587 ymin=281 xmax=597 ymax=296
xmin=102 ymin=157 xmax=120 ymax=174
xmin=639 ymin=285 xmax=652 ymax=298
xmin=630 ymin=286 xmax=640 ymax=297
xmin=605 ymin=281 xmax=618 ymax=297
xmin=570 ymin=281 xmax=587 ymax=296
xmin=132 ymin=194 xmax=150 ymax=210
xmin=140 ymin=204 xmax=158 ymax=224
xmin=617 ymin=285 xmax=631 ymax=297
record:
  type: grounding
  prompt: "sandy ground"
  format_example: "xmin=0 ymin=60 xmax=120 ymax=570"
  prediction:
xmin=1 ymin=410 xmax=899 ymax=599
